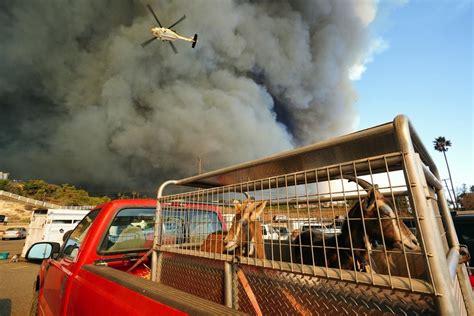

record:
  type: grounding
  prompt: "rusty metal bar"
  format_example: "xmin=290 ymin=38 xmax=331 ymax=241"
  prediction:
xmin=178 ymin=155 xmax=404 ymax=191
xmin=446 ymin=248 xmax=461 ymax=280
xmin=152 ymin=180 xmax=179 ymax=282
xmin=151 ymin=115 xmax=472 ymax=315
xmin=432 ymin=171 xmax=474 ymax=314
xmin=422 ymin=164 xmax=443 ymax=191
xmin=224 ymin=261 xmax=233 ymax=308
xmin=394 ymin=116 xmax=460 ymax=315
xmin=175 ymin=123 xmax=397 ymax=188
xmin=421 ymin=146 xmax=473 ymax=313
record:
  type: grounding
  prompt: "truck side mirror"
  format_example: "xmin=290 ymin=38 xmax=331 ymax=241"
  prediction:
xmin=26 ymin=242 xmax=61 ymax=262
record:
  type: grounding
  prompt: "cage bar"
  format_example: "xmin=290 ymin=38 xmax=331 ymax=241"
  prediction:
xmin=151 ymin=115 xmax=472 ymax=315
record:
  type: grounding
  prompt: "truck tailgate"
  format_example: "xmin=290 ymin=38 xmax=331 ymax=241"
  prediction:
xmin=70 ymin=264 xmax=245 ymax=315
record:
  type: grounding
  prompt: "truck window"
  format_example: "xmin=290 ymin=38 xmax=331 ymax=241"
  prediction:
xmin=187 ymin=210 xmax=222 ymax=242
xmin=100 ymin=208 xmax=155 ymax=253
xmin=160 ymin=209 xmax=223 ymax=244
xmin=62 ymin=209 xmax=99 ymax=261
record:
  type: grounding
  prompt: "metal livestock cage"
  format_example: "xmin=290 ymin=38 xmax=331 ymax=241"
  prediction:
xmin=151 ymin=115 xmax=473 ymax=315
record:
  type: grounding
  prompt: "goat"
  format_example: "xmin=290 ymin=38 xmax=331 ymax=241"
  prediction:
xmin=292 ymin=176 xmax=420 ymax=272
xmin=200 ymin=199 xmax=267 ymax=259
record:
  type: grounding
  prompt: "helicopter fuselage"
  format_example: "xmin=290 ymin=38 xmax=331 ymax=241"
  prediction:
xmin=151 ymin=27 xmax=194 ymax=43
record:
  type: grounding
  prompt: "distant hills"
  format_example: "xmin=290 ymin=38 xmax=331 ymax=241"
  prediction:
xmin=0 ymin=179 xmax=110 ymax=206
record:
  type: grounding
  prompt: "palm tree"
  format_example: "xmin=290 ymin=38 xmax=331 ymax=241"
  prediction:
xmin=433 ymin=136 xmax=457 ymax=209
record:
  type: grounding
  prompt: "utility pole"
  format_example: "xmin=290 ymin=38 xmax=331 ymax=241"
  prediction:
xmin=442 ymin=178 xmax=455 ymax=209
xmin=443 ymin=152 xmax=458 ymax=209
xmin=433 ymin=137 xmax=458 ymax=209
xmin=198 ymin=156 xmax=202 ymax=175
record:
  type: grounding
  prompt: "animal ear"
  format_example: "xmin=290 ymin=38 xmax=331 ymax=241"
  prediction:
xmin=237 ymin=198 xmax=252 ymax=213
xmin=250 ymin=200 xmax=267 ymax=221
xmin=234 ymin=202 xmax=242 ymax=214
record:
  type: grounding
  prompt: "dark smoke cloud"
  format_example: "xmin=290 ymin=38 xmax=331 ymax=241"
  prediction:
xmin=0 ymin=0 xmax=376 ymax=193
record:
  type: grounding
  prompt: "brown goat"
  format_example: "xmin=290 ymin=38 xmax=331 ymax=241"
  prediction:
xmin=370 ymin=219 xmax=426 ymax=278
xmin=293 ymin=177 xmax=420 ymax=272
xmin=200 ymin=199 xmax=267 ymax=259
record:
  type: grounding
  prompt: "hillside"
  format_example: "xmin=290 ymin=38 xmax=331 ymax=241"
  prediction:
xmin=0 ymin=179 xmax=111 ymax=223
xmin=0 ymin=198 xmax=35 ymax=223
xmin=0 ymin=179 xmax=110 ymax=207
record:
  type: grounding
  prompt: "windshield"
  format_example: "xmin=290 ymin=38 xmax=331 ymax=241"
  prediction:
xmin=62 ymin=210 xmax=98 ymax=260
xmin=99 ymin=207 xmax=223 ymax=252
xmin=100 ymin=208 xmax=155 ymax=253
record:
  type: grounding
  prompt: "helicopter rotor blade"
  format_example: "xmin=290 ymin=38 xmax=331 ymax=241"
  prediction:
xmin=167 ymin=15 xmax=186 ymax=29
xmin=146 ymin=4 xmax=163 ymax=27
xmin=169 ymin=42 xmax=178 ymax=54
xmin=141 ymin=37 xmax=158 ymax=47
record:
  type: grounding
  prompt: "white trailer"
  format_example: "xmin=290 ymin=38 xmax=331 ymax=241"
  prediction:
xmin=21 ymin=208 xmax=90 ymax=257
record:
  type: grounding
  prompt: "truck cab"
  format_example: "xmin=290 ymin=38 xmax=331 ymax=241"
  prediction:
xmin=27 ymin=199 xmax=227 ymax=315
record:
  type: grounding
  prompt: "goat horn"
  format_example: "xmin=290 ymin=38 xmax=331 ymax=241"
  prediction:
xmin=336 ymin=175 xmax=373 ymax=192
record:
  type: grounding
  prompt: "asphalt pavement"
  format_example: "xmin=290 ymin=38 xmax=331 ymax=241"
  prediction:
xmin=0 ymin=239 xmax=39 ymax=316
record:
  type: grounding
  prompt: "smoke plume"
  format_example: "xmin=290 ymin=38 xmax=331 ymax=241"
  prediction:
xmin=0 ymin=0 xmax=376 ymax=193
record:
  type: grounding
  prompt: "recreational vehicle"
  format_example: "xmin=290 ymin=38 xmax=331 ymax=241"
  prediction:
xmin=21 ymin=208 xmax=90 ymax=257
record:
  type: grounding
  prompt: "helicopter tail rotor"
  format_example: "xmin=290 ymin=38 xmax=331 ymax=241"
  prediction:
xmin=192 ymin=34 xmax=198 ymax=48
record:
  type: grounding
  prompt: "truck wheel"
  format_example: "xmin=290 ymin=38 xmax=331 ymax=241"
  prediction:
xmin=29 ymin=290 xmax=38 ymax=316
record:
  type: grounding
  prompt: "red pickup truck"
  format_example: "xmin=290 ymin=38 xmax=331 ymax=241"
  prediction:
xmin=26 ymin=199 xmax=240 ymax=316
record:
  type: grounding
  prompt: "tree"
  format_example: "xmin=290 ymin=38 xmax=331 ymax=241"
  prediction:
xmin=0 ymin=179 xmax=109 ymax=206
xmin=433 ymin=136 xmax=457 ymax=209
xmin=456 ymin=184 xmax=468 ymax=209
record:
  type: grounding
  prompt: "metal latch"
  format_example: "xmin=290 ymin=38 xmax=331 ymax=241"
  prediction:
xmin=459 ymin=244 xmax=471 ymax=265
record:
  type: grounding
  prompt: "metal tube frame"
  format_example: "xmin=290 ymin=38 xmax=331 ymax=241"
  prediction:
xmin=430 ymin=172 xmax=474 ymax=314
xmin=224 ymin=261 xmax=233 ymax=308
xmin=393 ymin=116 xmax=468 ymax=315
xmin=152 ymin=180 xmax=178 ymax=282
xmin=152 ymin=180 xmax=236 ymax=308
xmin=148 ymin=115 xmax=472 ymax=315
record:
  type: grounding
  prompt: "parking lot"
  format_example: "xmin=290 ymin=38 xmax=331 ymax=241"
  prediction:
xmin=0 ymin=238 xmax=39 ymax=316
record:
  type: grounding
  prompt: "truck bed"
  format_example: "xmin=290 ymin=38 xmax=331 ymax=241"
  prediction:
xmin=72 ymin=265 xmax=246 ymax=316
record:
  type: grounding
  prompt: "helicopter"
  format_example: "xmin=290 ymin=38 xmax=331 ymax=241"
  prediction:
xmin=141 ymin=4 xmax=198 ymax=54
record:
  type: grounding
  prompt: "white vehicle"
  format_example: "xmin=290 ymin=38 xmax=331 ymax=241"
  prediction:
xmin=21 ymin=208 xmax=90 ymax=257
xmin=2 ymin=227 xmax=27 ymax=240
xmin=261 ymin=224 xmax=279 ymax=240
xmin=274 ymin=226 xmax=290 ymax=240
xmin=300 ymin=222 xmax=342 ymax=241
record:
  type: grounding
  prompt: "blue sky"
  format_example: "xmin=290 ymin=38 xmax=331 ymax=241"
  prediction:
xmin=355 ymin=0 xmax=473 ymax=191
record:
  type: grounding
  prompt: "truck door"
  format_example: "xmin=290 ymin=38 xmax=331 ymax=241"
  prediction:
xmin=40 ymin=210 xmax=99 ymax=316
